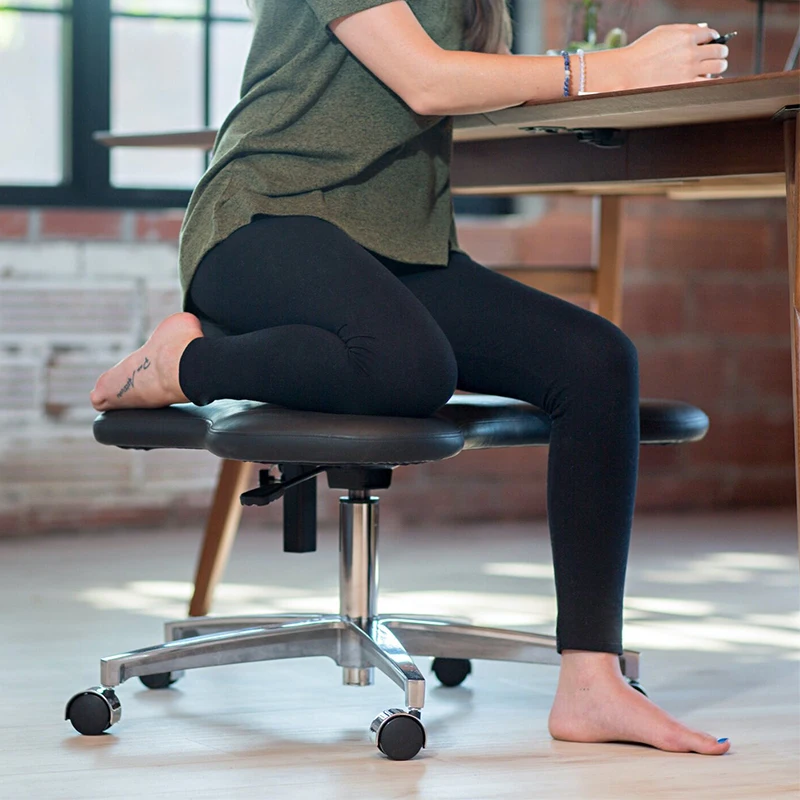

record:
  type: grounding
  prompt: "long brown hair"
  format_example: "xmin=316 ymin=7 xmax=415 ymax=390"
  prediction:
xmin=463 ymin=0 xmax=513 ymax=54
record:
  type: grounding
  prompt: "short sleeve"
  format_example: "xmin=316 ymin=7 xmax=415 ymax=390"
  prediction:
xmin=304 ymin=0 xmax=398 ymax=28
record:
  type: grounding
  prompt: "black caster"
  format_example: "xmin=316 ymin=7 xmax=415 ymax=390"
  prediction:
xmin=65 ymin=687 xmax=121 ymax=735
xmin=370 ymin=709 xmax=426 ymax=761
xmin=628 ymin=679 xmax=648 ymax=697
xmin=139 ymin=671 xmax=183 ymax=690
xmin=432 ymin=657 xmax=472 ymax=687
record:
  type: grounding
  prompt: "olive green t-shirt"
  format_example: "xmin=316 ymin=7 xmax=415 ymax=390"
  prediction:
xmin=178 ymin=0 xmax=467 ymax=301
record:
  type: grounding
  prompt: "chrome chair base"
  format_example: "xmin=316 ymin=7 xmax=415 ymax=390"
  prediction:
xmin=98 ymin=612 xmax=638 ymax=704
xmin=66 ymin=490 xmax=641 ymax=759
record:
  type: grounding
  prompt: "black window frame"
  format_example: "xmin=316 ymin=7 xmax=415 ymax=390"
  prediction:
xmin=0 ymin=0 xmax=512 ymax=214
xmin=0 ymin=0 xmax=250 ymax=209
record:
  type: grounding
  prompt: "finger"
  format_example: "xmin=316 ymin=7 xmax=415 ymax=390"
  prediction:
xmin=698 ymin=59 xmax=728 ymax=75
xmin=692 ymin=24 xmax=720 ymax=44
xmin=698 ymin=44 xmax=729 ymax=60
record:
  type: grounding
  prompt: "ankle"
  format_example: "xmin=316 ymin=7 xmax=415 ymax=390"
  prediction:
xmin=559 ymin=650 xmax=624 ymax=682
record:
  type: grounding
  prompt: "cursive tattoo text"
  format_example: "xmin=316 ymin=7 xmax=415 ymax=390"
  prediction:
xmin=116 ymin=357 xmax=152 ymax=399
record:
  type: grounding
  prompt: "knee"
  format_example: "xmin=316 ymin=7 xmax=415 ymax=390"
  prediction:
xmin=600 ymin=321 xmax=638 ymax=378
xmin=386 ymin=338 xmax=458 ymax=417
xmin=416 ymin=342 xmax=459 ymax=414
xmin=366 ymin=333 xmax=457 ymax=418
xmin=577 ymin=317 xmax=639 ymax=389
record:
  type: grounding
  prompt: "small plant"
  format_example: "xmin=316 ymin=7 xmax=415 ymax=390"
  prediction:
xmin=566 ymin=0 xmax=629 ymax=52
xmin=582 ymin=0 xmax=600 ymax=46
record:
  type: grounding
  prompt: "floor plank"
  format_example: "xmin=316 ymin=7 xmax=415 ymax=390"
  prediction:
xmin=0 ymin=509 xmax=797 ymax=799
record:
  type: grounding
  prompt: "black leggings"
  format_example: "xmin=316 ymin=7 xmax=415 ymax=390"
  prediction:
xmin=182 ymin=215 xmax=640 ymax=654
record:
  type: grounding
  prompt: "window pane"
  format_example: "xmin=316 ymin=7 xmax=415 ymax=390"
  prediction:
xmin=111 ymin=17 xmax=205 ymax=188
xmin=0 ymin=10 xmax=62 ymax=185
xmin=211 ymin=0 xmax=251 ymax=18
xmin=211 ymin=20 xmax=254 ymax=125
xmin=112 ymin=1 xmax=204 ymax=16
xmin=2 ymin=1 xmax=63 ymax=8
xmin=111 ymin=147 xmax=205 ymax=190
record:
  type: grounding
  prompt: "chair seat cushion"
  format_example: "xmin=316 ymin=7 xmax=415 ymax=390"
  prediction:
xmin=442 ymin=395 xmax=710 ymax=449
xmin=93 ymin=395 xmax=709 ymax=466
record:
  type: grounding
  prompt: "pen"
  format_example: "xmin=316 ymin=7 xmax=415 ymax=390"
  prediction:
xmin=707 ymin=31 xmax=738 ymax=44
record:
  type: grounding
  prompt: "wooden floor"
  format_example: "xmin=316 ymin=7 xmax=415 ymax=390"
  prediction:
xmin=0 ymin=509 xmax=798 ymax=799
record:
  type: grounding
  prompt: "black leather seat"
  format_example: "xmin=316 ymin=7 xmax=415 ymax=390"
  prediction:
xmin=93 ymin=394 xmax=709 ymax=465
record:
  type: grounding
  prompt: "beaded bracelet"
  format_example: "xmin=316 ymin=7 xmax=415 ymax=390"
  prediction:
xmin=559 ymin=50 xmax=571 ymax=97
xmin=576 ymin=48 xmax=587 ymax=94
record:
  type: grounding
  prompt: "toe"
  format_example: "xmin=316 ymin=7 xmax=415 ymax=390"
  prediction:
xmin=710 ymin=736 xmax=731 ymax=755
xmin=692 ymin=732 xmax=731 ymax=755
xmin=90 ymin=381 xmax=114 ymax=411
xmin=653 ymin=725 xmax=728 ymax=755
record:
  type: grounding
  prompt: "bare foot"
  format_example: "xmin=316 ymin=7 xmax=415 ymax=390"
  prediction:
xmin=90 ymin=312 xmax=204 ymax=411
xmin=548 ymin=651 xmax=731 ymax=755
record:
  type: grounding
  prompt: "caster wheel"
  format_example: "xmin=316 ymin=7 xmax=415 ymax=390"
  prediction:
xmin=432 ymin=657 xmax=471 ymax=687
xmin=65 ymin=687 xmax=121 ymax=736
xmin=370 ymin=709 xmax=426 ymax=761
xmin=140 ymin=671 xmax=183 ymax=690
xmin=628 ymin=679 xmax=647 ymax=697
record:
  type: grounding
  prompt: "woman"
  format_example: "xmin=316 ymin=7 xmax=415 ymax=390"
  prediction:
xmin=90 ymin=1 xmax=731 ymax=755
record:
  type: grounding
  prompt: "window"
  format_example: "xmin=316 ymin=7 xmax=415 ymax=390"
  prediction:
xmin=0 ymin=0 xmax=253 ymax=208
xmin=109 ymin=0 xmax=252 ymax=190
xmin=0 ymin=1 xmax=67 ymax=186
xmin=0 ymin=0 xmax=511 ymax=213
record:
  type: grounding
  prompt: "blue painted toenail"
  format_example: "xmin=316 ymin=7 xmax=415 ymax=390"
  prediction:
xmin=717 ymin=738 xmax=728 ymax=743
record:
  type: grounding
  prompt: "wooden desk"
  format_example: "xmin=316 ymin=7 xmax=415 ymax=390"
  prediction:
xmin=95 ymin=70 xmax=800 ymax=558
xmin=98 ymin=71 xmax=797 ymax=201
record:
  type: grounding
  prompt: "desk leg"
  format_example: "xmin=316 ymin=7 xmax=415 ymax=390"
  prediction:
xmin=189 ymin=459 xmax=254 ymax=617
xmin=593 ymin=195 xmax=625 ymax=327
xmin=784 ymin=117 xmax=800 ymax=543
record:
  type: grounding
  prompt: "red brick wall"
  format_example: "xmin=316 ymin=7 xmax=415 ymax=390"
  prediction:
xmin=0 ymin=194 xmax=792 ymax=535
xmin=0 ymin=0 xmax=795 ymax=534
xmin=0 ymin=207 xmax=216 ymax=535
xmin=447 ymin=194 xmax=793 ymax=524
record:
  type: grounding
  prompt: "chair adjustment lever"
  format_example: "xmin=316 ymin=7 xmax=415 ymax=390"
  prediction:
xmin=240 ymin=466 xmax=324 ymax=507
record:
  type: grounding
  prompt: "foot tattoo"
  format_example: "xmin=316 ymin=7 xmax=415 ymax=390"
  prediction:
xmin=116 ymin=357 xmax=152 ymax=400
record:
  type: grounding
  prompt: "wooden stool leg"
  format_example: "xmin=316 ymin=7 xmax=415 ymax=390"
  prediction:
xmin=189 ymin=459 xmax=255 ymax=617
xmin=593 ymin=195 xmax=625 ymax=326
xmin=784 ymin=117 xmax=800 ymax=548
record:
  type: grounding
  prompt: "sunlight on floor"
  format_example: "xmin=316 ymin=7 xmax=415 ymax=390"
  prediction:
xmin=76 ymin=543 xmax=800 ymax=660
xmin=78 ymin=581 xmax=558 ymax=627
xmin=641 ymin=556 xmax=797 ymax=586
